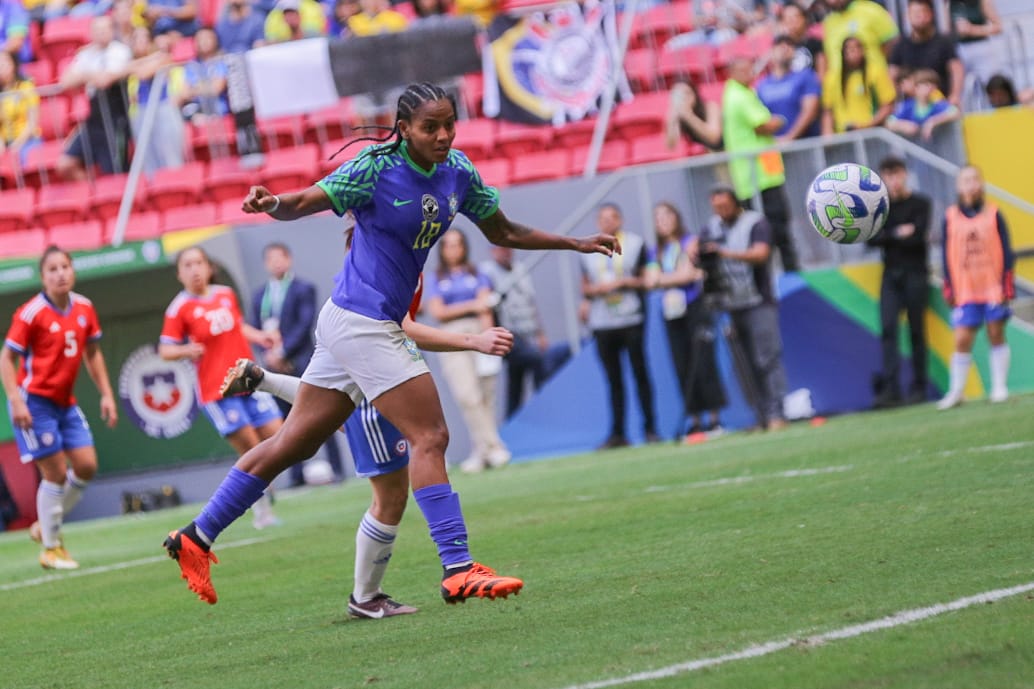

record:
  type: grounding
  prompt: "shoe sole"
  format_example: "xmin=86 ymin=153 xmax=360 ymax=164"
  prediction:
xmin=441 ymin=580 xmax=523 ymax=604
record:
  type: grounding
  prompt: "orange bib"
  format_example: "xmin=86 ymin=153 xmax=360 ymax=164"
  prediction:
xmin=945 ymin=203 xmax=1004 ymax=304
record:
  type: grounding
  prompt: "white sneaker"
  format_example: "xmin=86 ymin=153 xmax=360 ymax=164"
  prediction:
xmin=936 ymin=391 xmax=964 ymax=411
xmin=486 ymin=447 xmax=512 ymax=469
xmin=459 ymin=456 xmax=486 ymax=474
xmin=989 ymin=387 xmax=1009 ymax=403
xmin=251 ymin=494 xmax=281 ymax=530
xmin=40 ymin=546 xmax=79 ymax=570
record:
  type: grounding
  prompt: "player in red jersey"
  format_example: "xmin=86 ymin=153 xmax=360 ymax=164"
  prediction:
xmin=159 ymin=246 xmax=283 ymax=528
xmin=0 ymin=246 xmax=118 ymax=570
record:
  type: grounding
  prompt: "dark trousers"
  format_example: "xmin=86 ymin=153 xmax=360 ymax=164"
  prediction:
xmin=664 ymin=299 xmax=727 ymax=426
xmin=729 ymin=304 xmax=788 ymax=425
xmin=879 ymin=267 xmax=929 ymax=394
xmin=747 ymin=186 xmax=799 ymax=272
xmin=504 ymin=335 xmax=571 ymax=418
xmin=281 ymin=398 xmax=345 ymax=485
xmin=595 ymin=324 xmax=657 ymax=438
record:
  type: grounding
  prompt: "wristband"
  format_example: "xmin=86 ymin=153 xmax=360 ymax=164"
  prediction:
xmin=268 ymin=195 xmax=281 ymax=214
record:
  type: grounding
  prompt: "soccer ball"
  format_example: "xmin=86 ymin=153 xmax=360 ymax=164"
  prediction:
xmin=806 ymin=163 xmax=889 ymax=244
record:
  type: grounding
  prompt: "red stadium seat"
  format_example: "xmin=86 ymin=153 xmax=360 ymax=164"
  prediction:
xmin=510 ymin=149 xmax=571 ymax=185
xmin=46 ymin=219 xmax=104 ymax=252
xmin=40 ymin=16 xmax=92 ymax=66
xmin=657 ymin=45 xmax=718 ymax=86
xmin=455 ymin=118 xmax=497 ymax=161
xmin=259 ymin=144 xmax=319 ymax=190
xmin=717 ymin=32 xmax=774 ymax=65
xmin=37 ymin=95 xmax=70 ymax=141
xmin=91 ymin=173 xmax=149 ymax=221
xmin=572 ymin=139 xmax=631 ymax=175
xmin=190 ymin=115 xmax=237 ymax=162
xmin=629 ymin=2 xmax=694 ymax=49
xmin=697 ymin=80 xmax=726 ymax=105
xmin=20 ymin=139 xmax=67 ymax=188
xmin=146 ymin=161 xmax=207 ymax=212
xmin=611 ymin=91 xmax=671 ymax=142
xmin=496 ymin=122 xmax=553 ymax=157
xmin=162 ymin=203 xmax=219 ymax=232
xmin=319 ymin=138 xmax=350 ymax=174
xmin=0 ymin=188 xmax=37 ymax=231
xmin=21 ymin=59 xmax=54 ymax=86
xmin=258 ymin=114 xmax=305 ymax=150
xmin=474 ymin=158 xmax=511 ymax=189
xmin=629 ymin=135 xmax=690 ymax=166
xmin=304 ymin=99 xmax=356 ymax=146
xmin=36 ymin=181 xmax=91 ymax=228
xmin=0 ymin=228 xmax=47 ymax=259
xmin=105 ymin=211 xmax=163 ymax=243
xmin=215 ymin=199 xmax=261 ymax=225
xmin=552 ymin=117 xmax=602 ymax=149
xmin=205 ymin=157 xmax=256 ymax=203
xmin=623 ymin=48 xmax=658 ymax=93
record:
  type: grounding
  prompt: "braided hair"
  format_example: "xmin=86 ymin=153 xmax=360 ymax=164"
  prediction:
xmin=329 ymin=82 xmax=456 ymax=161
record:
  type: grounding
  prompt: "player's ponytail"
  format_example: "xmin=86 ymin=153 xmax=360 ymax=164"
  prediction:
xmin=327 ymin=82 xmax=455 ymax=161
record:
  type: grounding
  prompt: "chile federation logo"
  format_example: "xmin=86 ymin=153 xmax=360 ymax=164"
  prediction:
xmin=118 ymin=345 xmax=198 ymax=438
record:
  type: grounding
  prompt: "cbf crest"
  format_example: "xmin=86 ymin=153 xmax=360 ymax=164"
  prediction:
xmin=447 ymin=193 xmax=459 ymax=222
xmin=421 ymin=194 xmax=439 ymax=222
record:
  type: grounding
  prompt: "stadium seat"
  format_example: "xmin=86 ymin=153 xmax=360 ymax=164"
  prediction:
xmin=611 ymin=91 xmax=671 ymax=142
xmin=260 ymin=144 xmax=319 ymax=190
xmin=40 ymin=16 xmax=92 ymax=66
xmin=496 ymin=122 xmax=553 ymax=157
xmin=205 ymin=158 xmax=256 ymax=203
xmin=21 ymin=59 xmax=54 ymax=86
xmin=697 ymin=80 xmax=726 ymax=104
xmin=258 ymin=114 xmax=306 ymax=150
xmin=215 ymin=199 xmax=259 ymax=225
xmin=162 ymin=203 xmax=219 ymax=232
xmin=717 ymin=32 xmax=774 ymax=65
xmin=46 ymin=219 xmax=104 ymax=252
xmin=92 ymin=173 xmax=149 ymax=221
xmin=623 ymin=48 xmax=659 ymax=93
xmin=629 ymin=135 xmax=689 ymax=166
xmin=105 ymin=211 xmax=163 ymax=243
xmin=170 ymin=37 xmax=197 ymax=63
xmin=0 ymin=188 xmax=37 ymax=232
xmin=37 ymin=95 xmax=70 ymax=141
xmin=67 ymin=92 xmax=90 ymax=129
xmin=552 ymin=117 xmax=602 ymax=149
xmin=474 ymin=158 xmax=512 ymax=189
xmin=146 ymin=161 xmax=207 ymax=212
xmin=657 ymin=45 xmax=718 ymax=86
xmin=304 ymin=99 xmax=356 ymax=145
xmin=190 ymin=115 xmax=237 ymax=162
xmin=460 ymin=72 xmax=485 ymax=119
xmin=629 ymin=2 xmax=694 ymax=49
xmin=319 ymin=138 xmax=350 ymax=174
xmin=0 ymin=150 xmax=19 ymax=188
xmin=36 ymin=181 xmax=92 ymax=228
xmin=0 ymin=228 xmax=47 ymax=259
xmin=455 ymin=118 xmax=497 ymax=161
xmin=20 ymin=139 xmax=67 ymax=188
xmin=572 ymin=139 xmax=631 ymax=175
xmin=509 ymin=149 xmax=571 ymax=185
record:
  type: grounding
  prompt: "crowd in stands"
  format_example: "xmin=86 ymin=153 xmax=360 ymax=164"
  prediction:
xmin=0 ymin=0 xmax=1031 ymax=256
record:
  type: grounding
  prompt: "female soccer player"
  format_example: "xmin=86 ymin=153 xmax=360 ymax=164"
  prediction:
xmin=937 ymin=165 xmax=1015 ymax=409
xmin=159 ymin=246 xmax=282 ymax=528
xmin=163 ymin=82 xmax=619 ymax=606
xmin=0 ymin=246 xmax=118 ymax=570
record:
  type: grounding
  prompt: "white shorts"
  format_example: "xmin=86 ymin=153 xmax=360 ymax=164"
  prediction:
xmin=301 ymin=299 xmax=430 ymax=406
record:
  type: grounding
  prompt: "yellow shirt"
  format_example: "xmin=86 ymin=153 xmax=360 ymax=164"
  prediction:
xmin=822 ymin=67 xmax=896 ymax=133
xmin=347 ymin=10 xmax=409 ymax=36
xmin=454 ymin=0 xmax=497 ymax=28
xmin=822 ymin=0 xmax=899 ymax=74
xmin=0 ymin=81 xmax=40 ymax=144
xmin=264 ymin=0 xmax=328 ymax=42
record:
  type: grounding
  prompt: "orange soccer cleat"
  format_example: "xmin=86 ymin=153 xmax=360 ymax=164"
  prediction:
xmin=164 ymin=528 xmax=219 ymax=604
xmin=440 ymin=562 xmax=523 ymax=604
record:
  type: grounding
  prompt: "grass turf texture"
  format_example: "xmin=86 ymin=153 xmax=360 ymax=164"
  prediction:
xmin=2 ymin=395 xmax=1033 ymax=689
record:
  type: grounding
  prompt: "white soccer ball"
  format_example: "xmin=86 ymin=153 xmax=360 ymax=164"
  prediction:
xmin=302 ymin=458 xmax=336 ymax=485
xmin=806 ymin=163 xmax=890 ymax=244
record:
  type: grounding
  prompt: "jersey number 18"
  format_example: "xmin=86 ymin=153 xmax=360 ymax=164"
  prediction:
xmin=412 ymin=221 xmax=443 ymax=250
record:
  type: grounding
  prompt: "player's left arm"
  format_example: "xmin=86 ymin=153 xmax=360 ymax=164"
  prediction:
xmin=83 ymin=341 xmax=118 ymax=428
xmin=401 ymin=315 xmax=514 ymax=355
xmin=475 ymin=208 xmax=620 ymax=256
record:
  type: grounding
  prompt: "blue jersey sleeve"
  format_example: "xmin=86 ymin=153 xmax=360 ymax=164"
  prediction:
xmin=452 ymin=152 xmax=500 ymax=221
xmin=316 ymin=146 xmax=383 ymax=217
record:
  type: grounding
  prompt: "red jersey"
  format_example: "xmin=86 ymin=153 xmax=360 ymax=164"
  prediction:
xmin=4 ymin=292 xmax=102 ymax=407
xmin=160 ymin=285 xmax=253 ymax=404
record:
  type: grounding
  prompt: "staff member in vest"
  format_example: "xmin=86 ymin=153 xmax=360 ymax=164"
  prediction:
xmin=581 ymin=203 xmax=659 ymax=449
xmin=692 ymin=186 xmax=789 ymax=431
xmin=937 ymin=165 xmax=1015 ymax=410
xmin=722 ymin=57 xmax=800 ymax=273
xmin=252 ymin=242 xmax=344 ymax=485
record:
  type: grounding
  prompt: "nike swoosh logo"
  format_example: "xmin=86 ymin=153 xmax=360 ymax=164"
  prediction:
xmin=393 ymin=199 xmax=413 ymax=207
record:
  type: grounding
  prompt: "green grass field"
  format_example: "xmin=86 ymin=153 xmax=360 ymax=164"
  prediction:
xmin=3 ymin=395 xmax=1034 ymax=689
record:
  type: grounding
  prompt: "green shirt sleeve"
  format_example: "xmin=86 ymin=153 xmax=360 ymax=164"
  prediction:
xmin=315 ymin=148 xmax=379 ymax=217
xmin=459 ymin=155 xmax=501 ymax=221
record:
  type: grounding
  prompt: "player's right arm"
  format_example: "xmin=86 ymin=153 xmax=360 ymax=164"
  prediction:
xmin=158 ymin=301 xmax=205 ymax=361
xmin=0 ymin=345 xmax=30 ymax=428
xmin=242 ymin=185 xmax=334 ymax=221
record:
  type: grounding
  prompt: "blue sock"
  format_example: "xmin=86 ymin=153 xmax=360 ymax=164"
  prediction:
xmin=193 ymin=467 xmax=269 ymax=544
xmin=413 ymin=483 xmax=472 ymax=569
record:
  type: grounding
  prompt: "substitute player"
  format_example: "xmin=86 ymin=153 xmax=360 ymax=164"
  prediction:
xmin=0 ymin=246 xmax=118 ymax=569
xmin=938 ymin=165 xmax=1015 ymax=409
xmin=162 ymin=82 xmax=619 ymax=606
xmin=159 ymin=246 xmax=282 ymax=528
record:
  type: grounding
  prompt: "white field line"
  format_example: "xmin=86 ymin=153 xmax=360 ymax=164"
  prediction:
xmin=938 ymin=440 xmax=1034 ymax=457
xmin=642 ymin=465 xmax=854 ymax=493
xmin=1 ymin=536 xmax=270 ymax=592
xmin=558 ymin=581 xmax=1034 ymax=689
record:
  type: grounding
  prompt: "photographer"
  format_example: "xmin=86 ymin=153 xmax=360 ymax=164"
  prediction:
xmin=691 ymin=186 xmax=789 ymax=431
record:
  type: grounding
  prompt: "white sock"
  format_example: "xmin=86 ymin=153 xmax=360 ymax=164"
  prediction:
xmin=949 ymin=352 xmax=972 ymax=396
xmin=353 ymin=511 xmax=398 ymax=603
xmin=61 ymin=469 xmax=89 ymax=516
xmin=37 ymin=480 xmax=65 ymax=549
xmin=257 ymin=370 xmax=301 ymax=405
xmin=989 ymin=344 xmax=1010 ymax=393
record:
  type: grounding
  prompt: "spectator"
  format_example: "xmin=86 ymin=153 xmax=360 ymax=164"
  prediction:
xmin=413 ymin=0 xmax=448 ymax=21
xmin=453 ymin=0 xmax=497 ymax=29
xmin=665 ymin=81 xmax=723 ymax=152
xmin=984 ymin=74 xmax=1034 ymax=109
xmin=867 ymin=156 xmax=932 ymax=408
xmin=780 ymin=1 xmax=826 ymax=76
xmin=251 ymin=242 xmax=345 ymax=486
xmin=327 ymin=0 xmax=360 ymax=37
xmin=948 ymin=0 xmax=1003 ymax=85
xmin=692 ymin=186 xmax=788 ymax=431
xmin=143 ymin=0 xmax=200 ymax=39
xmin=821 ymin=36 xmax=896 ymax=134
xmin=938 ymin=165 xmax=1015 ymax=410
xmin=178 ymin=27 xmax=230 ymax=123
xmin=644 ymin=201 xmax=726 ymax=441
xmin=265 ymin=0 xmax=327 ymax=43
xmin=479 ymin=246 xmax=571 ymax=419
xmin=0 ymin=50 xmax=41 ymax=167
xmin=125 ymin=26 xmax=185 ymax=174
xmin=756 ymin=35 xmax=822 ymax=141
xmin=822 ymin=0 xmax=898 ymax=75
xmin=111 ymin=0 xmax=140 ymax=43
xmin=723 ymin=56 xmax=800 ymax=272
xmin=217 ymin=0 xmax=267 ymax=53
xmin=347 ymin=0 xmax=406 ymax=36
xmin=889 ymin=0 xmax=964 ymax=107
xmin=425 ymin=229 xmax=511 ymax=474
xmin=44 ymin=0 xmax=113 ymax=20
xmin=57 ymin=16 xmax=133 ymax=181
xmin=667 ymin=0 xmax=742 ymax=49
xmin=0 ymin=0 xmax=31 ymax=63
xmin=580 ymin=203 xmax=659 ymax=449
xmin=886 ymin=68 xmax=960 ymax=141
